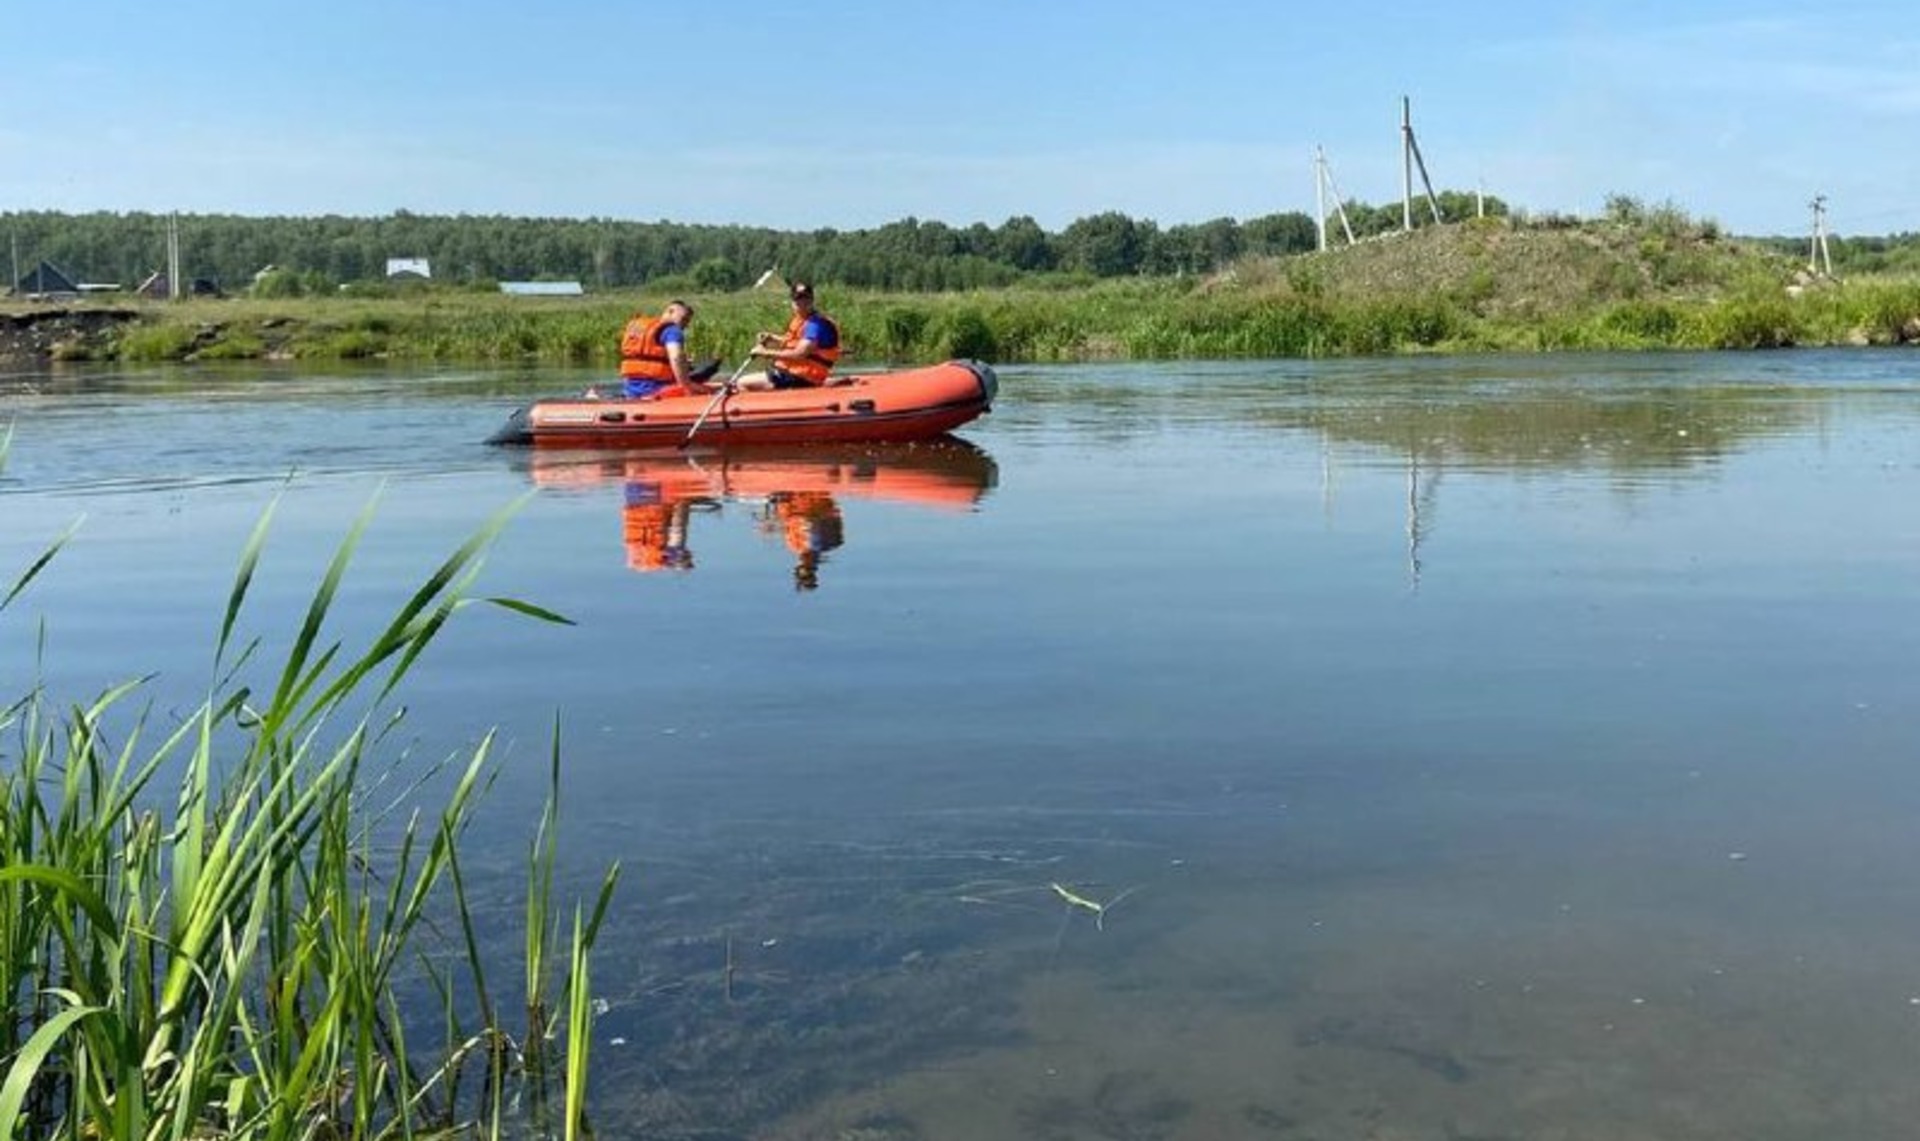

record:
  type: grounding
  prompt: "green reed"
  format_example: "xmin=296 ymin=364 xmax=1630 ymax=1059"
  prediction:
xmin=0 ymin=494 xmax=618 ymax=1141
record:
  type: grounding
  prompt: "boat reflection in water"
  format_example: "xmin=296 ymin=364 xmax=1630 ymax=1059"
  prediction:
xmin=524 ymin=438 xmax=998 ymax=589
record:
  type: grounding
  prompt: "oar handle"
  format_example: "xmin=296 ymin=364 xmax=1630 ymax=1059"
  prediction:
xmin=679 ymin=354 xmax=755 ymax=448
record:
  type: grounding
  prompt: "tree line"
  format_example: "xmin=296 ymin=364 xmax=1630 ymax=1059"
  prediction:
xmin=17 ymin=196 xmax=1914 ymax=298
xmin=1751 ymin=232 xmax=1920 ymax=277
xmin=4 ymin=194 xmax=1512 ymax=295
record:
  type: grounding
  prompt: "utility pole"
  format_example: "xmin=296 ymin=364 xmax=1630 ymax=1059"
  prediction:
xmin=1808 ymin=195 xmax=1833 ymax=278
xmin=9 ymin=230 xmax=18 ymax=291
xmin=1316 ymin=148 xmax=1326 ymax=252
xmin=1314 ymin=146 xmax=1357 ymax=251
xmin=1402 ymin=99 xmax=1414 ymax=232
xmin=1400 ymin=96 xmax=1444 ymax=230
xmin=167 ymin=212 xmax=182 ymax=301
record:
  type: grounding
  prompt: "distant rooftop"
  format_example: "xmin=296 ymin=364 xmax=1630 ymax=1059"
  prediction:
xmin=500 ymin=281 xmax=584 ymax=296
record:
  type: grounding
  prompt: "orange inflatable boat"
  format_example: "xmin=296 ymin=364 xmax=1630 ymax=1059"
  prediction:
xmin=487 ymin=359 xmax=996 ymax=448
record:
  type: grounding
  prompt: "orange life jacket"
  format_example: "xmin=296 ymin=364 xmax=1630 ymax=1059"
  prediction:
xmin=775 ymin=492 xmax=844 ymax=555
xmin=777 ymin=311 xmax=841 ymax=384
xmin=620 ymin=315 xmax=679 ymax=381
xmin=624 ymin=500 xmax=691 ymax=572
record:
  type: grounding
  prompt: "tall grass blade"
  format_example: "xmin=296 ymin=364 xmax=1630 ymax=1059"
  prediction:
xmin=481 ymin=596 xmax=576 ymax=626
xmin=262 ymin=492 xmax=377 ymax=735
xmin=2 ymin=521 xmax=79 ymax=613
xmin=0 ymin=865 xmax=121 ymax=938
xmin=562 ymin=909 xmax=592 ymax=1141
xmin=0 ymin=997 xmax=103 ymax=1138
xmin=217 ymin=487 xmax=281 ymax=662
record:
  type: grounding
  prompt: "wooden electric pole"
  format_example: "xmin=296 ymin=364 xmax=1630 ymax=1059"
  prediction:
xmin=1315 ymin=147 xmax=1357 ymax=250
xmin=1808 ymin=195 xmax=1833 ymax=278
xmin=166 ymin=213 xmax=181 ymax=300
xmin=1400 ymin=96 xmax=1444 ymax=230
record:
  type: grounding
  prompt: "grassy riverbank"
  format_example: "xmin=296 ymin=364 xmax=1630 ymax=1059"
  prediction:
xmin=1 ymin=495 xmax=616 ymax=1140
xmin=10 ymin=215 xmax=1920 ymax=367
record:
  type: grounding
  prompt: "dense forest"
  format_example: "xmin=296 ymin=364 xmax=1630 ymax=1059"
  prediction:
xmin=5 ymin=192 xmax=1510 ymax=295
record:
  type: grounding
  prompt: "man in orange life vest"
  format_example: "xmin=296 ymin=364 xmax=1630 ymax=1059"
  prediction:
xmin=736 ymin=281 xmax=841 ymax=391
xmin=618 ymin=300 xmax=716 ymax=399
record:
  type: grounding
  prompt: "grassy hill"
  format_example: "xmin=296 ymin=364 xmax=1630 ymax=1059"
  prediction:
xmin=1180 ymin=213 xmax=1920 ymax=354
xmin=1223 ymin=214 xmax=1783 ymax=315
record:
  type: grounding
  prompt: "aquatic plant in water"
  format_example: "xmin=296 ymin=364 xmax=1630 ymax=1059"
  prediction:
xmin=0 ymin=493 xmax=617 ymax=1140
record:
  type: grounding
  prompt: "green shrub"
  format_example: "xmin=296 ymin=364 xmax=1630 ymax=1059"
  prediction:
xmin=306 ymin=328 xmax=385 ymax=358
xmin=117 ymin=323 xmax=197 ymax=361
xmin=940 ymin=308 xmax=1000 ymax=360
xmin=689 ymin=257 xmax=741 ymax=291
xmin=250 ymin=268 xmax=307 ymax=298
xmin=1602 ymin=300 xmax=1682 ymax=342
xmin=882 ymin=306 xmax=932 ymax=358
xmin=1695 ymin=297 xmax=1800 ymax=349
xmin=191 ymin=332 xmax=266 ymax=360
xmin=1844 ymin=281 xmax=1920 ymax=343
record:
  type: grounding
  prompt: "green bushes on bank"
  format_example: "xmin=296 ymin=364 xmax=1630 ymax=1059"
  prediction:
xmin=52 ymin=276 xmax=1920 ymax=367
xmin=117 ymin=323 xmax=199 ymax=361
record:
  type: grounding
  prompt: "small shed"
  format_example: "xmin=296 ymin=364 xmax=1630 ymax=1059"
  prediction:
xmin=137 ymin=272 xmax=223 ymax=298
xmin=500 ymin=281 xmax=584 ymax=297
xmin=14 ymin=260 xmax=79 ymax=298
xmin=386 ymin=257 xmax=431 ymax=280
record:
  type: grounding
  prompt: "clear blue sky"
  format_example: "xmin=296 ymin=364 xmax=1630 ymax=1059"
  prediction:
xmin=3 ymin=1 xmax=1915 ymax=236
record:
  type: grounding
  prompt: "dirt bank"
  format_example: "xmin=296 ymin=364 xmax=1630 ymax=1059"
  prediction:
xmin=0 ymin=307 xmax=137 ymax=367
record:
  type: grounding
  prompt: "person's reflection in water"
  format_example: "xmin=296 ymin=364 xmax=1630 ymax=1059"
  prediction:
xmin=622 ymin=480 xmax=698 ymax=573
xmin=762 ymin=490 xmax=844 ymax=590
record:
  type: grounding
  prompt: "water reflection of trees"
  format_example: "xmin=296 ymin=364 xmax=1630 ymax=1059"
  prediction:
xmin=1007 ymin=365 xmax=1827 ymax=475
xmin=1256 ymin=384 xmax=1821 ymax=475
xmin=1275 ymin=383 xmax=1826 ymax=592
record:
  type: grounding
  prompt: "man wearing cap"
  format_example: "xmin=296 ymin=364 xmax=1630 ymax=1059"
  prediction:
xmin=737 ymin=281 xmax=841 ymax=390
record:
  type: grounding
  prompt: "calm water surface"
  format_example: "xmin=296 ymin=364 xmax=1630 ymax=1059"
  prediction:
xmin=4 ymin=353 xmax=1920 ymax=1140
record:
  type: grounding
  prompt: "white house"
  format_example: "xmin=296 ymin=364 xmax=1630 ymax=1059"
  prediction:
xmin=385 ymin=257 xmax=431 ymax=279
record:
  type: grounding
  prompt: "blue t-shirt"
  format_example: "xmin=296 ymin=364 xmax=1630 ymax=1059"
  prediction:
xmin=801 ymin=316 xmax=837 ymax=349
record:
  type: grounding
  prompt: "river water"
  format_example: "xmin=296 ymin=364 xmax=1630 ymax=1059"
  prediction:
xmin=4 ymin=352 xmax=1919 ymax=1140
